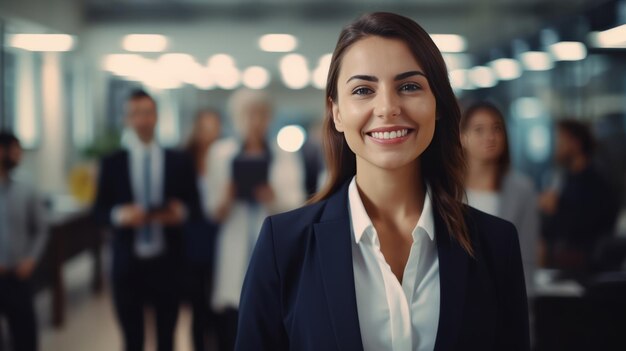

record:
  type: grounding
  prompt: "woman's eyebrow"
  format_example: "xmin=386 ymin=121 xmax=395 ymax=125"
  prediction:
xmin=346 ymin=70 xmax=427 ymax=84
xmin=346 ymin=74 xmax=377 ymax=83
xmin=395 ymin=70 xmax=426 ymax=81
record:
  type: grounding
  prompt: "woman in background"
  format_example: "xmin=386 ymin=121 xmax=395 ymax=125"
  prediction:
xmin=210 ymin=89 xmax=306 ymax=351
xmin=184 ymin=109 xmax=222 ymax=351
xmin=460 ymin=101 xmax=538 ymax=296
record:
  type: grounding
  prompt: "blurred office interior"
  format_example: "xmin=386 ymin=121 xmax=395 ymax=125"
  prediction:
xmin=1 ymin=0 xmax=626 ymax=350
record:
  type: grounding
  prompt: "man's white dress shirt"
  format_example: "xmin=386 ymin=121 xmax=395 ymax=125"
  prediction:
xmin=112 ymin=136 xmax=165 ymax=258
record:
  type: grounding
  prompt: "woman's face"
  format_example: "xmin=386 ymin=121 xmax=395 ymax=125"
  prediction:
xmin=461 ymin=109 xmax=506 ymax=163
xmin=332 ymin=36 xmax=437 ymax=172
xmin=242 ymin=102 xmax=271 ymax=142
xmin=195 ymin=113 xmax=221 ymax=146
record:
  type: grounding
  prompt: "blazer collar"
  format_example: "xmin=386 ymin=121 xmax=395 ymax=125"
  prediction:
xmin=313 ymin=181 xmax=364 ymax=351
xmin=313 ymin=181 xmax=470 ymax=351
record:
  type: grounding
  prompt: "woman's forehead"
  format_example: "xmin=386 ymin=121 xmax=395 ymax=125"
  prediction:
xmin=338 ymin=36 xmax=424 ymax=79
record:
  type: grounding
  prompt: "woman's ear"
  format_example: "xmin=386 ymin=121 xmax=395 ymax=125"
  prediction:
xmin=331 ymin=99 xmax=344 ymax=133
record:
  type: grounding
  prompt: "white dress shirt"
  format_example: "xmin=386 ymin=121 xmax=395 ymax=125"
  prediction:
xmin=112 ymin=135 xmax=165 ymax=258
xmin=348 ymin=177 xmax=440 ymax=351
xmin=465 ymin=189 xmax=500 ymax=217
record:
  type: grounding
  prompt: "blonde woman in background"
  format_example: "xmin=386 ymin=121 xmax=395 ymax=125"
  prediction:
xmin=209 ymin=89 xmax=306 ymax=351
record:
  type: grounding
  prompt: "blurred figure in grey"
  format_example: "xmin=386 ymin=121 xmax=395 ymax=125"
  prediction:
xmin=183 ymin=109 xmax=223 ymax=351
xmin=0 ymin=131 xmax=48 ymax=351
xmin=539 ymin=119 xmax=620 ymax=271
xmin=460 ymin=102 xmax=538 ymax=295
xmin=209 ymin=89 xmax=306 ymax=351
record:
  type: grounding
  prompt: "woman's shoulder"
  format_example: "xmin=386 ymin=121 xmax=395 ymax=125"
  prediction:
xmin=210 ymin=137 xmax=240 ymax=160
xmin=267 ymin=200 xmax=328 ymax=235
xmin=502 ymin=171 xmax=536 ymax=194
xmin=258 ymin=200 xmax=330 ymax=269
xmin=465 ymin=206 xmax=519 ymax=253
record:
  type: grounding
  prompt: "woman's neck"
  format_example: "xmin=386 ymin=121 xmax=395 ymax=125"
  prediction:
xmin=466 ymin=158 xmax=499 ymax=191
xmin=244 ymin=138 xmax=266 ymax=154
xmin=355 ymin=159 xmax=424 ymax=223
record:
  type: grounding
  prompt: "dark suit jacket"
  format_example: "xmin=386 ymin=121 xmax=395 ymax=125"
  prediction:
xmin=93 ymin=149 xmax=202 ymax=277
xmin=236 ymin=181 xmax=529 ymax=351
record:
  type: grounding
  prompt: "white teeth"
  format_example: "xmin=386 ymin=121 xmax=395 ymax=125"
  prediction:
xmin=369 ymin=129 xmax=408 ymax=140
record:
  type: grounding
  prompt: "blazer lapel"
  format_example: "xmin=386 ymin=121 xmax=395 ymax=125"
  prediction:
xmin=434 ymin=209 xmax=470 ymax=351
xmin=313 ymin=182 xmax=364 ymax=351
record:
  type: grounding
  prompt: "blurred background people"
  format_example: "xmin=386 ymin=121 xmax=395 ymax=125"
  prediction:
xmin=460 ymin=101 xmax=539 ymax=296
xmin=0 ymin=132 xmax=48 ymax=351
xmin=209 ymin=89 xmax=306 ymax=351
xmin=182 ymin=108 xmax=223 ymax=351
xmin=1 ymin=0 xmax=626 ymax=349
xmin=93 ymin=90 xmax=202 ymax=351
xmin=539 ymin=119 xmax=620 ymax=272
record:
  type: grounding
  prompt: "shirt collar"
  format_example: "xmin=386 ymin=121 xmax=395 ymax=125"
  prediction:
xmin=128 ymin=136 xmax=160 ymax=156
xmin=347 ymin=176 xmax=436 ymax=245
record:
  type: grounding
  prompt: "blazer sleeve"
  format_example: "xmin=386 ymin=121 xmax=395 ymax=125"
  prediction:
xmin=92 ymin=156 xmax=115 ymax=227
xmin=519 ymin=190 xmax=539 ymax=295
xmin=178 ymin=152 xmax=203 ymax=222
xmin=495 ymin=223 xmax=531 ymax=351
xmin=235 ymin=217 xmax=289 ymax=351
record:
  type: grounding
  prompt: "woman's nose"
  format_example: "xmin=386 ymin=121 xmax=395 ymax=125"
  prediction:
xmin=374 ymin=88 xmax=401 ymax=119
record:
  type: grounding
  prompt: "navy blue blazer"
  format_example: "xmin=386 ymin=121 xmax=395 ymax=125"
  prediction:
xmin=236 ymin=181 xmax=530 ymax=351
xmin=92 ymin=149 xmax=202 ymax=277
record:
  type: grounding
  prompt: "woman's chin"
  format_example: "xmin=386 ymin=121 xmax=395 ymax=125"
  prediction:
xmin=362 ymin=156 xmax=419 ymax=172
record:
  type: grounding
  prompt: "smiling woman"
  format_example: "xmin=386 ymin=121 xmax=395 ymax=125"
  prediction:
xmin=235 ymin=12 xmax=530 ymax=351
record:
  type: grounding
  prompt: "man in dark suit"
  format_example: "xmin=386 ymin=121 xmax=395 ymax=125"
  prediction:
xmin=539 ymin=119 xmax=620 ymax=270
xmin=93 ymin=90 xmax=202 ymax=351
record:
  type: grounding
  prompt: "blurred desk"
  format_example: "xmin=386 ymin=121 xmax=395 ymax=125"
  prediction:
xmin=534 ymin=269 xmax=626 ymax=351
xmin=32 ymin=198 xmax=103 ymax=329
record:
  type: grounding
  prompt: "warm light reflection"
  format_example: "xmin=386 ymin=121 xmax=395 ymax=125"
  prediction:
xmin=122 ymin=34 xmax=168 ymax=52
xmin=242 ymin=66 xmax=271 ymax=89
xmin=277 ymin=125 xmax=307 ymax=152
xmin=549 ymin=41 xmax=587 ymax=61
xmin=10 ymin=34 xmax=75 ymax=52
xmin=430 ymin=34 xmax=467 ymax=53
xmin=489 ymin=58 xmax=522 ymax=81
xmin=259 ymin=34 xmax=298 ymax=52
xmin=280 ymin=54 xmax=310 ymax=89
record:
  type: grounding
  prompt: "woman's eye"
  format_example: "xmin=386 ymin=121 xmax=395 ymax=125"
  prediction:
xmin=352 ymin=87 xmax=373 ymax=96
xmin=400 ymin=83 xmax=421 ymax=92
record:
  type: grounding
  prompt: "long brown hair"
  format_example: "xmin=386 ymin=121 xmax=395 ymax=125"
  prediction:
xmin=460 ymin=101 xmax=511 ymax=189
xmin=185 ymin=108 xmax=221 ymax=174
xmin=310 ymin=12 xmax=473 ymax=256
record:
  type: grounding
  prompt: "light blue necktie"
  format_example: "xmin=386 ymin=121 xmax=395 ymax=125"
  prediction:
xmin=141 ymin=151 xmax=152 ymax=244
